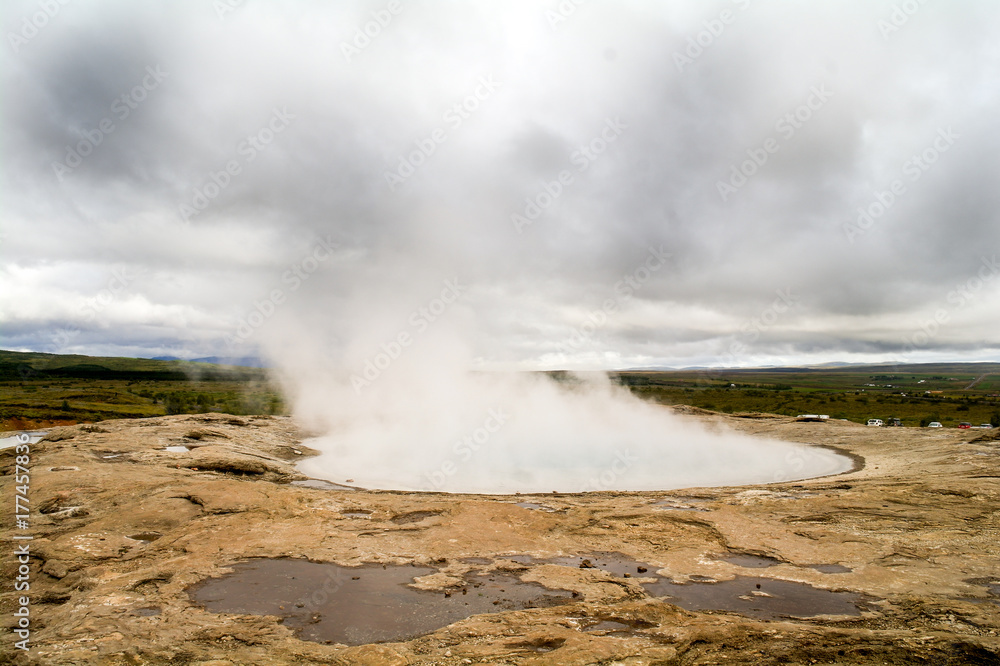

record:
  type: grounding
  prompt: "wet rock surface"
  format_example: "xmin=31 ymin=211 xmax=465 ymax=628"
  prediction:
xmin=1 ymin=411 xmax=999 ymax=664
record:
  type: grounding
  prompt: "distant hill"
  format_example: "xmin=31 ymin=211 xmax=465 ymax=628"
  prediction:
xmin=0 ymin=350 xmax=267 ymax=381
xmin=152 ymin=355 xmax=267 ymax=368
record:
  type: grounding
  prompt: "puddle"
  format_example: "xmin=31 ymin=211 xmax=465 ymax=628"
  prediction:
xmin=653 ymin=497 xmax=712 ymax=512
xmin=959 ymin=597 xmax=1000 ymax=607
xmin=291 ymin=479 xmax=356 ymax=491
xmin=164 ymin=446 xmax=190 ymax=453
xmin=0 ymin=431 xmax=46 ymax=450
xmin=192 ymin=554 xmax=869 ymax=642
xmin=130 ymin=607 xmax=161 ymax=616
xmin=583 ymin=620 xmax=632 ymax=634
xmin=128 ymin=532 xmax=163 ymax=542
xmin=642 ymin=576 xmax=865 ymax=619
xmin=390 ymin=511 xmax=441 ymax=525
xmin=188 ymin=558 xmax=574 ymax=645
xmin=340 ymin=510 xmax=373 ymax=519
xmin=514 ymin=502 xmax=563 ymax=513
xmin=505 ymin=552 xmax=656 ymax=578
xmin=965 ymin=578 xmax=1000 ymax=597
xmin=719 ymin=553 xmax=783 ymax=568
xmin=809 ymin=564 xmax=852 ymax=574
xmin=498 ymin=553 xmax=865 ymax=620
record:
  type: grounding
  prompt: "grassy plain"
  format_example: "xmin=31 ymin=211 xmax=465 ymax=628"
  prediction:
xmin=0 ymin=350 xmax=283 ymax=430
xmin=612 ymin=363 xmax=1000 ymax=427
xmin=1 ymin=350 xmax=998 ymax=430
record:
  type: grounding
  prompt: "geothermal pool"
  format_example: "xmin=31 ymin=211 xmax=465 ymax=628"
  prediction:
xmin=296 ymin=435 xmax=853 ymax=495
xmin=293 ymin=374 xmax=854 ymax=494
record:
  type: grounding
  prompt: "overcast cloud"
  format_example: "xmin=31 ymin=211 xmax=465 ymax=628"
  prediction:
xmin=2 ymin=0 xmax=999 ymax=369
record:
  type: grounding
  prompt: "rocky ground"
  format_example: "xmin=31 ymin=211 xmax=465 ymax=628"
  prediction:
xmin=2 ymin=410 xmax=999 ymax=665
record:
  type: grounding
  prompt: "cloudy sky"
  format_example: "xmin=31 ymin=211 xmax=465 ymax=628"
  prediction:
xmin=2 ymin=0 xmax=999 ymax=370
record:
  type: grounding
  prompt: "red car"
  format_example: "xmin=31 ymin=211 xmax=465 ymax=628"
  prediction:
xmin=957 ymin=422 xmax=972 ymax=429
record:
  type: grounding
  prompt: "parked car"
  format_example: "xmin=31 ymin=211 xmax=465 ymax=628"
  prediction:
xmin=886 ymin=418 xmax=902 ymax=427
xmin=957 ymin=422 xmax=972 ymax=429
xmin=927 ymin=422 xmax=943 ymax=428
xmin=867 ymin=419 xmax=884 ymax=427
xmin=981 ymin=424 xmax=995 ymax=429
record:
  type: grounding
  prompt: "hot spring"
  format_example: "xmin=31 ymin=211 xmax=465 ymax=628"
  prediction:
xmin=292 ymin=372 xmax=853 ymax=494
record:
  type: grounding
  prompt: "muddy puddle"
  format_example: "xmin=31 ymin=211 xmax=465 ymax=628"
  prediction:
xmin=653 ymin=497 xmax=713 ymax=512
xmin=962 ymin=578 xmax=1000 ymax=605
xmin=514 ymin=502 xmax=565 ymax=513
xmin=291 ymin=478 xmax=357 ymax=491
xmin=505 ymin=552 xmax=656 ymax=578
xmin=582 ymin=619 xmax=632 ymax=633
xmin=191 ymin=553 xmax=868 ymax=646
xmin=643 ymin=576 xmax=865 ymax=619
xmin=718 ymin=553 xmax=783 ymax=568
xmin=506 ymin=551 xmax=866 ymax=620
xmin=188 ymin=558 xmax=574 ymax=645
xmin=0 ymin=431 xmax=46 ymax=450
xmin=127 ymin=532 xmax=163 ymax=542
xmin=390 ymin=510 xmax=442 ymax=524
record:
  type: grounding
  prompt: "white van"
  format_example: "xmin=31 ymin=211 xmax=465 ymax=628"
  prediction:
xmin=867 ymin=419 xmax=884 ymax=427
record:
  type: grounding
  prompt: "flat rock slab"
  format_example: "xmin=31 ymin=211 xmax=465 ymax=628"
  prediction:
xmin=1 ymin=411 xmax=999 ymax=664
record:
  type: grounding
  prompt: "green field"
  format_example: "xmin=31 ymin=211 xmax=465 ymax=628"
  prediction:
xmin=609 ymin=364 xmax=1000 ymax=428
xmin=1 ymin=350 xmax=998 ymax=431
xmin=0 ymin=350 xmax=283 ymax=430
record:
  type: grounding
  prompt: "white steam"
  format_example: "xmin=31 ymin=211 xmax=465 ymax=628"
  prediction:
xmin=262 ymin=265 xmax=849 ymax=493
